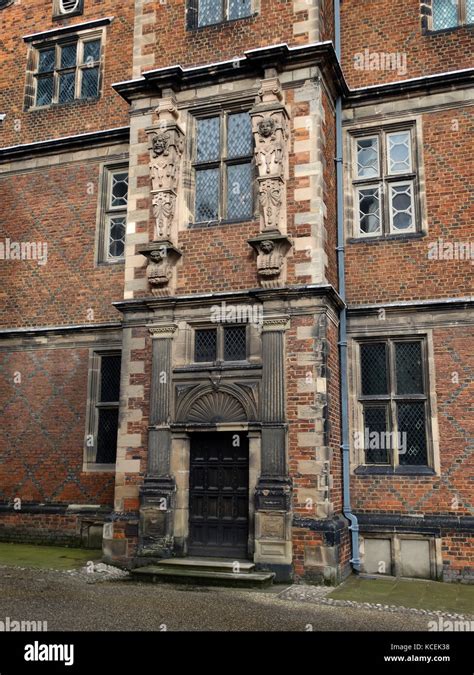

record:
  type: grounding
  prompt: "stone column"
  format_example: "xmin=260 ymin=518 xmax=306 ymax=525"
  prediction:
xmin=139 ymin=324 xmax=177 ymax=558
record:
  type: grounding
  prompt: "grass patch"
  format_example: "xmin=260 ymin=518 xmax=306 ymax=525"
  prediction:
xmin=0 ymin=543 xmax=102 ymax=570
xmin=329 ymin=575 xmax=474 ymax=615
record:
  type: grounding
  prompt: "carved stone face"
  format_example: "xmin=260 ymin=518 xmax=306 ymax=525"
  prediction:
xmin=258 ymin=117 xmax=275 ymax=138
xmin=153 ymin=133 xmax=169 ymax=155
xmin=259 ymin=240 xmax=275 ymax=254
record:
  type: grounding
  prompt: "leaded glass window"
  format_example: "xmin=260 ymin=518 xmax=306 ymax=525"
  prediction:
xmin=193 ymin=110 xmax=254 ymax=224
xmin=192 ymin=0 xmax=252 ymax=28
xmin=95 ymin=353 xmax=121 ymax=464
xmin=102 ymin=167 xmax=128 ymax=262
xmin=431 ymin=0 xmax=473 ymax=29
xmin=357 ymin=338 xmax=429 ymax=467
xmin=194 ymin=325 xmax=247 ymax=362
xmin=352 ymin=127 xmax=418 ymax=237
xmin=33 ymin=34 xmax=102 ymax=108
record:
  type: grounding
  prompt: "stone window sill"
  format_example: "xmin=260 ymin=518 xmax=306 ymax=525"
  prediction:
xmin=347 ymin=231 xmax=426 ymax=245
xmin=355 ymin=465 xmax=436 ymax=476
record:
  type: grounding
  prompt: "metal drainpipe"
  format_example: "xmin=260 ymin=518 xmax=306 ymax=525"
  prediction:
xmin=334 ymin=0 xmax=361 ymax=572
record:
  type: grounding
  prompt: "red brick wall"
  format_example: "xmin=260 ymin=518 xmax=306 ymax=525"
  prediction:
xmin=144 ymin=0 xmax=301 ymax=74
xmin=0 ymin=512 xmax=81 ymax=546
xmin=340 ymin=0 xmax=473 ymax=88
xmin=0 ymin=347 xmax=114 ymax=506
xmin=0 ymin=0 xmax=133 ymax=147
xmin=346 ymin=108 xmax=474 ymax=305
xmin=0 ymin=161 xmax=124 ymax=329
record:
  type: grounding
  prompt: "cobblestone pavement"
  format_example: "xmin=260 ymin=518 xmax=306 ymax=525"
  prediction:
xmin=0 ymin=566 xmax=434 ymax=632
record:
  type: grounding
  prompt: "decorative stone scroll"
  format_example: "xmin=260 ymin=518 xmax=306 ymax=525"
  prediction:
xmin=141 ymin=96 xmax=185 ymax=295
xmin=248 ymin=78 xmax=292 ymax=286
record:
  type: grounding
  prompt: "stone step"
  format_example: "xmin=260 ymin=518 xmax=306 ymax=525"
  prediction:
xmin=156 ymin=557 xmax=256 ymax=574
xmin=131 ymin=565 xmax=275 ymax=588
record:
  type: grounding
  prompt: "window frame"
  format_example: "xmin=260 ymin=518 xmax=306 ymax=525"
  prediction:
xmin=355 ymin=336 xmax=431 ymax=469
xmin=187 ymin=0 xmax=255 ymax=30
xmin=190 ymin=104 xmax=256 ymax=227
xmin=428 ymin=0 xmax=474 ymax=32
xmin=28 ymin=29 xmax=103 ymax=110
xmin=97 ymin=163 xmax=129 ymax=265
xmin=193 ymin=324 xmax=249 ymax=364
xmin=84 ymin=348 xmax=122 ymax=470
xmin=350 ymin=124 xmax=420 ymax=239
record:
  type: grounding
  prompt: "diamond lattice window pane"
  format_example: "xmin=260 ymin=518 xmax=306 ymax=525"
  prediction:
xmin=36 ymin=76 xmax=54 ymax=106
xmin=467 ymin=0 xmax=474 ymax=22
xmin=364 ymin=406 xmax=390 ymax=464
xmin=432 ymin=0 xmax=459 ymax=29
xmin=198 ymin=0 xmax=223 ymax=26
xmin=111 ymin=172 xmax=129 ymax=207
xmin=395 ymin=342 xmax=424 ymax=394
xmin=358 ymin=186 xmax=381 ymax=235
xmin=195 ymin=329 xmax=217 ymax=362
xmin=100 ymin=354 xmax=121 ymax=402
xmin=229 ymin=0 xmax=252 ymax=20
xmin=195 ymin=168 xmax=219 ymax=221
xmin=196 ymin=117 xmax=220 ymax=162
xmin=357 ymin=137 xmax=379 ymax=178
xmin=227 ymin=112 xmax=252 ymax=158
xmin=82 ymin=40 xmax=101 ymax=65
xmin=224 ymin=326 xmax=246 ymax=361
xmin=38 ymin=49 xmax=55 ymax=73
xmin=387 ymin=131 xmax=412 ymax=174
xmin=390 ymin=183 xmax=414 ymax=231
xmin=227 ymin=163 xmax=253 ymax=220
xmin=398 ymin=402 xmax=428 ymax=465
xmin=96 ymin=408 xmax=119 ymax=464
xmin=60 ymin=43 xmax=77 ymax=69
xmin=360 ymin=343 xmax=388 ymax=395
xmin=81 ymin=67 xmax=99 ymax=98
xmin=59 ymin=72 xmax=75 ymax=103
xmin=108 ymin=217 xmax=126 ymax=259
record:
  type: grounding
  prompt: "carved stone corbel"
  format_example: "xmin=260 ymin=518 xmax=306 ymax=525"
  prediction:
xmin=138 ymin=241 xmax=182 ymax=297
xmin=247 ymin=231 xmax=292 ymax=289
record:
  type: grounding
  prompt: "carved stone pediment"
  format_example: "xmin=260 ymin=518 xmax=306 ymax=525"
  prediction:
xmin=175 ymin=382 xmax=258 ymax=424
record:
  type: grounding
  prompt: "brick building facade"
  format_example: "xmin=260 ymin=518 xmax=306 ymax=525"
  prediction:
xmin=0 ymin=0 xmax=472 ymax=583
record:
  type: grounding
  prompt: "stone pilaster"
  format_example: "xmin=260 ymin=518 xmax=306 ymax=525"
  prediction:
xmin=138 ymin=324 xmax=177 ymax=557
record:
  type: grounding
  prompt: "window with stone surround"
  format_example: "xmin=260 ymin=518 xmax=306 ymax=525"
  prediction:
xmin=350 ymin=124 xmax=421 ymax=239
xmin=187 ymin=0 xmax=253 ymax=29
xmin=85 ymin=351 xmax=121 ymax=467
xmin=194 ymin=326 xmax=247 ymax=362
xmin=28 ymin=32 xmax=102 ymax=109
xmin=97 ymin=165 xmax=128 ymax=264
xmin=355 ymin=338 xmax=431 ymax=469
xmin=191 ymin=108 xmax=255 ymax=225
xmin=425 ymin=0 xmax=474 ymax=31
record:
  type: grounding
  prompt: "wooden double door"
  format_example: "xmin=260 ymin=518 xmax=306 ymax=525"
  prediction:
xmin=188 ymin=432 xmax=249 ymax=558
